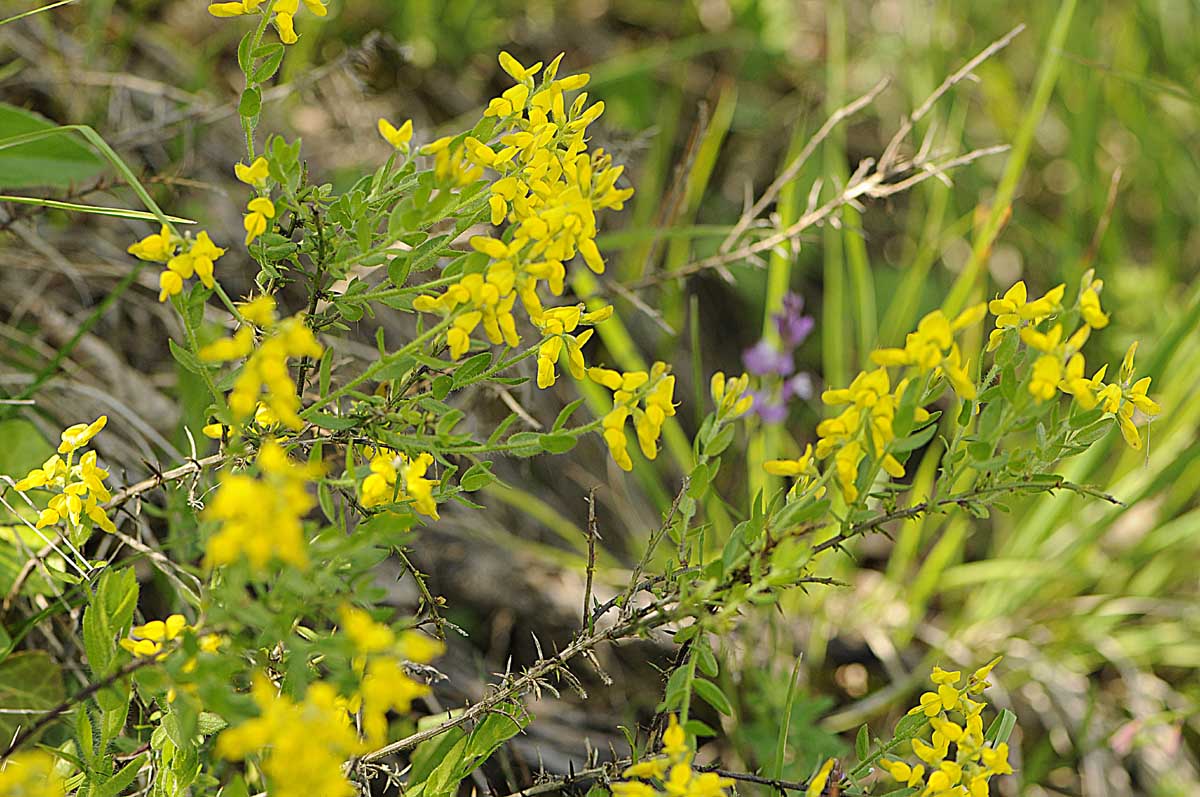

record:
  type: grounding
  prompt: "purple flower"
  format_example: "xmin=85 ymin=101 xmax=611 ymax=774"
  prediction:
xmin=774 ymin=292 xmax=815 ymax=347
xmin=781 ymin=372 xmax=814 ymax=401
xmin=751 ymin=392 xmax=789 ymax=424
xmin=743 ymin=340 xmax=795 ymax=377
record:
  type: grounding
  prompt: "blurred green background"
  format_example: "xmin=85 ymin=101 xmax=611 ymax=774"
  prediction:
xmin=2 ymin=1 xmax=1198 ymax=795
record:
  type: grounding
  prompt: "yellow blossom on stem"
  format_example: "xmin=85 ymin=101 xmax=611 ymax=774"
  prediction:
xmin=710 ymin=371 xmax=754 ymax=418
xmin=235 ymin=156 xmax=270 ymax=186
xmin=243 ymin=196 xmax=276 ymax=245
xmin=15 ymin=419 xmax=117 ymax=536
xmin=129 ymin=225 xmax=226 ymax=302
xmin=359 ymin=448 xmax=441 ymax=520
xmin=588 ymin=363 xmax=675 ymax=470
xmin=216 ymin=676 xmax=360 ymax=797
xmin=1110 ymin=342 xmax=1161 ymax=449
xmin=119 ymin=613 xmax=190 ymax=659
xmin=378 ymin=117 xmax=413 ymax=149
xmin=613 ymin=714 xmax=733 ymax=797
xmin=200 ymin=298 xmax=321 ymax=429
xmin=986 ymin=281 xmax=1065 ymax=349
xmin=204 ymin=440 xmax=319 ymax=571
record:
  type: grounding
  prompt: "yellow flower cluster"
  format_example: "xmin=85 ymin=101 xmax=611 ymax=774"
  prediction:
xmin=204 ymin=440 xmax=319 ymax=571
xmin=587 ymin=363 xmax=676 ymax=471
xmin=359 ymin=448 xmax=441 ymax=520
xmin=208 ymin=0 xmax=327 ymax=45
xmin=871 ymin=306 xmax=986 ymax=399
xmin=817 ymin=368 xmax=932 ymax=503
xmin=216 ymin=675 xmax=360 ymax=797
xmin=986 ymin=274 xmax=1160 ymax=448
xmin=128 ymin=225 xmax=225 ymax=302
xmin=337 ymin=604 xmax=445 ymax=746
xmin=612 ymin=715 xmax=734 ymax=797
xmin=879 ymin=661 xmax=1012 ymax=797
xmin=119 ymin=613 xmax=222 ymax=663
xmin=709 ymin=372 xmax=754 ymax=420
xmin=215 ymin=611 xmax=441 ymax=796
xmin=199 ymin=296 xmax=322 ymax=430
xmin=13 ymin=416 xmax=116 ymax=535
xmin=0 ymin=750 xmax=65 ymax=797
xmin=411 ymin=52 xmax=631 ymax=385
xmin=782 ymin=305 xmax=983 ymax=504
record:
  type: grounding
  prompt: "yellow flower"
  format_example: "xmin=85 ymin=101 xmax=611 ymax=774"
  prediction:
xmin=980 ymin=743 xmax=1013 ymax=776
xmin=204 ymin=440 xmax=318 ymax=570
xmin=710 ymin=371 xmax=753 ymax=418
xmin=360 ymin=656 xmax=431 ymax=746
xmin=1110 ymin=342 xmax=1160 ymax=450
xmin=764 ymin=444 xmax=815 ymax=477
xmin=58 ymin=415 xmax=107 ymax=454
xmin=243 ymin=196 xmax=276 ymax=245
xmin=339 ymin=604 xmax=395 ymax=654
xmin=623 ymin=758 xmax=670 ymax=780
xmin=127 ymin=224 xmax=174 ymax=261
xmin=201 ymin=302 xmax=321 ymax=429
xmin=1029 ymin=355 xmax=1062 ymax=403
xmin=1078 ymin=272 xmax=1109 ymax=328
xmin=498 ymin=51 xmax=543 ymax=83
xmin=930 ymin=666 xmax=961 ymax=685
xmin=662 ymin=713 xmax=687 ymax=759
xmin=208 ymin=1 xmax=262 ymax=17
xmin=805 ymin=758 xmax=836 ymax=797
xmin=359 ymin=449 xmax=441 ymax=520
xmin=216 ymin=676 xmax=360 ymax=797
xmin=0 ymin=750 xmax=65 ymax=797
xmin=612 ymin=783 xmax=658 ymax=797
xmin=235 ymin=156 xmax=270 ymax=186
xmin=119 ymin=613 xmax=190 ymax=659
xmin=589 ymin=363 xmax=675 ymax=470
xmin=879 ymin=758 xmax=925 ymax=787
xmin=987 ymin=281 xmax=1066 ymax=349
xmin=378 ymin=117 xmax=413 ymax=149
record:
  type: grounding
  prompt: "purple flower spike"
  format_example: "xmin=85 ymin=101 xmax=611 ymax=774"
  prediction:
xmin=774 ymin=292 xmax=815 ymax=347
xmin=743 ymin=340 xmax=795 ymax=377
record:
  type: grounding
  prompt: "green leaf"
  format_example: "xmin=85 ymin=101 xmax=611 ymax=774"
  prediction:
xmin=0 ymin=104 xmax=106 ymax=188
xmin=452 ymin=352 xmax=493 ymax=388
xmin=0 ymin=651 xmax=65 ymax=745
xmin=703 ymin=423 xmax=735 ymax=457
xmin=308 ymin=412 xmax=359 ymax=431
xmin=251 ymin=44 xmax=286 ymax=83
xmin=552 ymin=398 xmax=586 ymax=431
xmin=505 ymin=432 xmax=543 ymax=457
xmin=890 ymin=422 xmax=938 ymax=453
xmin=855 ymin=723 xmax=870 ymax=762
xmin=84 ymin=567 xmax=138 ymax=678
xmin=694 ymin=642 xmax=719 ymax=677
xmin=984 ymin=708 xmax=1018 ymax=745
xmin=236 ymin=30 xmax=255 ymax=74
xmin=692 ymin=678 xmax=733 ymax=716
xmin=407 ymin=234 xmax=453 ymax=274
xmin=92 ymin=753 xmax=147 ymax=797
xmin=238 ymin=87 xmax=262 ymax=119
xmin=459 ymin=463 xmax=495 ymax=492
xmin=169 ymin=338 xmax=206 ymax=375
xmin=538 ymin=432 xmax=577 ymax=454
